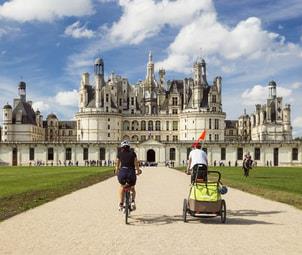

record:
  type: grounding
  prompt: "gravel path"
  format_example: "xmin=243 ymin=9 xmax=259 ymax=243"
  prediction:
xmin=1 ymin=167 xmax=302 ymax=255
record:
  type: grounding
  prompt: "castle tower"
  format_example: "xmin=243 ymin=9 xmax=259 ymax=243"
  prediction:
xmin=18 ymin=81 xmax=26 ymax=102
xmin=268 ymin=80 xmax=277 ymax=99
xmin=79 ymin=72 xmax=89 ymax=109
xmin=158 ymin=68 xmax=166 ymax=89
xmin=94 ymin=58 xmax=104 ymax=108
xmin=2 ymin=103 xmax=12 ymax=141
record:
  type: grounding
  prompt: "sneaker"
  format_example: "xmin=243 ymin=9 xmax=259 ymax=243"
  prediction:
xmin=131 ymin=201 xmax=136 ymax=211
xmin=118 ymin=203 xmax=124 ymax=211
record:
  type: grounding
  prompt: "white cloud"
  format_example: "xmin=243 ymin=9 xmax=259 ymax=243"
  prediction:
xmin=293 ymin=117 xmax=302 ymax=128
xmin=241 ymin=84 xmax=292 ymax=106
xmin=291 ymin=82 xmax=302 ymax=89
xmin=32 ymin=101 xmax=50 ymax=112
xmin=64 ymin=21 xmax=95 ymax=39
xmin=109 ymin=0 xmax=214 ymax=44
xmin=55 ymin=90 xmax=78 ymax=107
xmin=0 ymin=0 xmax=94 ymax=22
xmin=156 ymin=13 xmax=302 ymax=73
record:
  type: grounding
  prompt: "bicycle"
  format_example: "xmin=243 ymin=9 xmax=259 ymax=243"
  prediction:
xmin=120 ymin=168 xmax=142 ymax=225
xmin=123 ymin=184 xmax=133 ymax=225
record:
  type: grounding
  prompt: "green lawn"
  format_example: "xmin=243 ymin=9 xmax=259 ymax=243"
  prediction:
xmin=0 ymin=166 xmax=114 ymax=221
xmin=176 ymin=166 xmax=302 ymax=209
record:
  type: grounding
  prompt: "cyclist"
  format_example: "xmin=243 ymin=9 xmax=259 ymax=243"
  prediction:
xmin=186 ymin=143 xmax=208 ymax=183
xmin=115 ymin=140 xmax=142 ymax=211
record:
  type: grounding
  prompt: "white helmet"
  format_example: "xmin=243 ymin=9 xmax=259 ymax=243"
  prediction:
xmin=120 ymin=140 xmax=130 ymax=147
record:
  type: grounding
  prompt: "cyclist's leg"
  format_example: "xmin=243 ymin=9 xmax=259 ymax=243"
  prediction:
xmin=130 ymin=186 xmax=136 ymax=202
xmin=117 ymin=170 xmax=127 ymax=207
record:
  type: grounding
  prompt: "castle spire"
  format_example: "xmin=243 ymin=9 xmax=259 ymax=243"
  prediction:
xmin=149 ymin=51 xmax=153 ymax=63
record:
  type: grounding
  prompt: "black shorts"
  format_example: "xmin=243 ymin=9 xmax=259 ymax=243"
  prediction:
xmin=118 ymin=167 xmax=137 ymax=186
xmin=191 ymin=164 xmax=208 ymax=183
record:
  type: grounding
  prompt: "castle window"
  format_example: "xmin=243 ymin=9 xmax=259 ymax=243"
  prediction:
xmin=172 ymin=135 xmax=178 ymax=141
xmin=166 ymin=135 xmax=169 ymax=141
xmin=170 ymin=148 xmax=176 ymax=160
xmin=229 ymin=130 xmax=233 ymax=136
xmin=131 ymin=97 xmax=134 ymax=106
xmin=172 ymin=97 xmax=178 ymax=106
xmin=215 ymin=119 xmax=219 ymax=129
xmin=83 ymin=148 xmax=88 ymax=161
xmin=108 ymin=118 xmax=110 ymax=122
xmin=131 ymin=109 xmax=134 ymax=114
xmin=29 ymin=148 xmax=35 ymax=161
xmin=5 ymin=113 xmax=7 ymax=117
xmin=209 ymin=134 xmax=212 ymax=141
xmin=119 ymin=99 xmax=122 ymax=106
xmin=77 ymin=120 xmax=80 ymax=129
xmin=166 ymin=121 xmax=169 ymax=131
xmin=148 ymin=121 xmax=153 ymax=131
xmin=47 ymin=148 xmax=54 ymax=161
xmin=173 ymin=121 xmax=178 ymax=131
xmin=155 ymin=121 xmax=161 ymax=131
xmin=209 ymin=119 xmax=212 ymax=129
xmin=65 ymin=148 xmax=72 ymax=161
xmin=141 ymin=121 xmax=146 ymax=131
xmin=69 ymin=130 xmax=73 ymax=136
xmin=212 ymin=95 xmax=216 ymax=103
xmin=100 ymin=148 xmax=105 ymax=160
xmin=108 ymin=133 xmax=110 ymax=137
xmin=141 ymin=135 xmax=146 ymax=141
xmin=221 ymin=148 xmax=226 ymax=160
xmin=106 ymin=107 xmax=109 ymax=112
xmin=215 ymin=134 xmax=219 ymax=141
xmin=123 ymin=121 xmax=130 ymax=131
xmin=292 ymin=148 xmax=298 ymax=161
xmin=237 ymin=148 xmax=243 ymax=160
xmin=106 ymin=94 xmax=109 ymax=103
xmin=255 ymin=148 xmax=261 ymax=160
xmin=152 ymin=106 xmax=156 ymax=114
xmin=108 ymin=125 xmax=110 ymax=130
xmin=172 ymin=109 xmax=178 ymax=115
xmin=155 ymin=135 xmax=161 ymax=141
xmin=213 ymin=107 xmax=216 ymax=112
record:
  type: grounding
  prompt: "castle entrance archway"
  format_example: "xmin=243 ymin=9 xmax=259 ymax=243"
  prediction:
xmin=147 ymin=149 xmax=155 ymax=162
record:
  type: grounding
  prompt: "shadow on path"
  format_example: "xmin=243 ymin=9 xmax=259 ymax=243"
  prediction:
xmin=129 ymin=214 xmax=182 ymax=226
xmin=227 ymin=210 xmax=284 ymax=217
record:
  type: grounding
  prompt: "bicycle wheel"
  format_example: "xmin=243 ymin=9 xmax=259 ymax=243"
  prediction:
xmin=125 ymin=191 xmax=130 ymax=224
xmin=220 ymin=200 xmax=226 ymax=223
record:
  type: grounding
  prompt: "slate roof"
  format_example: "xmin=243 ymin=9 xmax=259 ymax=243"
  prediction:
xmin=12 ymin=101 xmax=36 ymax=125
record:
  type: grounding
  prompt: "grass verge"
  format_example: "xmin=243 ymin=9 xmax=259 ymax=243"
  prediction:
xmin=176 ymin=166 xmax=302 ymax=210
xmin=0 ymin=167 xmax=114 ymax=221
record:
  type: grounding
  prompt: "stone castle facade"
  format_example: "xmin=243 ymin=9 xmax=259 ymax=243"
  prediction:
xmin=0 ymin=53 xmax=300 ymax=167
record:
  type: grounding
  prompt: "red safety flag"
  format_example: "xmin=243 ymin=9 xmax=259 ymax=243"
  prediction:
xmin=198 ymin=130 xmax=206 ymax=141
xmin=192 ymin=130 xmax=206 ymax=147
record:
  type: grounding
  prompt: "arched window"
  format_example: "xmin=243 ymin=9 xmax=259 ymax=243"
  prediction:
xmin=170 ymin=148 xmax=176 ymax=161
xmin=155 ymin=121 xmax=161 ymax=131
xmin=141 ymin=121 xmax=146 ymax=131
xmin=123 ymin=121 xmax=130 ymax=131
xmin=132 ymin=120 xmax=139 ymax=131
xmin=148 ymin=121 xmax=153 ymax=131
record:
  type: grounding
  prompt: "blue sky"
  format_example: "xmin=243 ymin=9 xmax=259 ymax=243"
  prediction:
xmin=0 ymin=0 xmax=302 ymax=137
